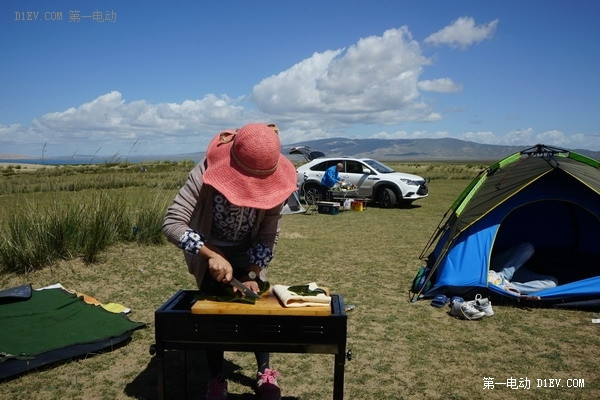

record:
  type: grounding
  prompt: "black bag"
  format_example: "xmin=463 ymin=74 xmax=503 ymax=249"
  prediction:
xmin=411 ymin=266 xmax=431 ymax=294
xmin=0 ymin=284 xmax=32 ymax=304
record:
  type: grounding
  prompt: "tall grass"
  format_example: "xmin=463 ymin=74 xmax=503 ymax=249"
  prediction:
xmin=132 ymin=195 xmax=173 ymax=245
xmin=0 ymin=160 xmax=483 ymax=274
xmin=0 ymin=160 xmax=194 ymax=195
xmin=0 ymin=191 xmax=172 ymax=273
xmin=0 ymin=160 xmax=194 ymax=273
xmin=78 ymin=192 xmax=131 ymax=263
xmin=0 ymin=200 xmax=58 ymax=273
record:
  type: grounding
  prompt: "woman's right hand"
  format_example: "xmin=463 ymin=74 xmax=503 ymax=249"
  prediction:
xmin=207 ymin=254 xmax=233 ymax=283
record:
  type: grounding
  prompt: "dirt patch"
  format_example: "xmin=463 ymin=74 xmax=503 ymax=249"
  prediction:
xmin=0 ymin=162 xmax=56 ymax=171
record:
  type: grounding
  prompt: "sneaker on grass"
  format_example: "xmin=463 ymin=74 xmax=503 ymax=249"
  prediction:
xmin=449 ymin=297 xmax=464 ymax=318
xmin=256 ymin=368 xmax=281 ymax=400
xmin=470 ymin=294 xmax=494 ymax=317
xmin=460 ymin=301 xmax=486 ymax=320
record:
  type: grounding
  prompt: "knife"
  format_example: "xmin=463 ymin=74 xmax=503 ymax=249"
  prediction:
xmin=229 ymin=277 xmax=260 ymax=299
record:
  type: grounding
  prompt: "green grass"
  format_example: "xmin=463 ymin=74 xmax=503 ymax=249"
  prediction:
xmin=0 ymin=162 xmax=599 ymax=400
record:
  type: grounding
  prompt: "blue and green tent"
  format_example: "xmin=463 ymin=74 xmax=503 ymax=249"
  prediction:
xmin=410 ymin=144 xmax=600 ymax=307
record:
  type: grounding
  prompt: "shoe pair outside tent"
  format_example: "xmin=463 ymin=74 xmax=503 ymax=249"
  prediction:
xmin=448 ymin=295 xmax=492 ymax=320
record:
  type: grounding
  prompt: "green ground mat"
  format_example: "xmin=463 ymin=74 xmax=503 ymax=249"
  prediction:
xmin=0 ymin=287 xmax=145 ymax=378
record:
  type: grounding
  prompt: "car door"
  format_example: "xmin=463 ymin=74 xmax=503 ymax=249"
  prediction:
xmin=347 ymin=160 xmax=377 ymax=197
xmin=307 ymin=160 xmax=337 ymax=184
xmin=339 ymin=159 xmax=360 ymax=185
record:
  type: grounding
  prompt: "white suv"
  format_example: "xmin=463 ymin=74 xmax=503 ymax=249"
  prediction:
xmin=290 ymin=146 xmax=428 ymax=208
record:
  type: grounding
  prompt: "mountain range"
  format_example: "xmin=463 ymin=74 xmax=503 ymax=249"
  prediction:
xmin=2 ymin=138 xmax=599 ymax=164
xmin=283 ymin=137 xmax=600 ymax=162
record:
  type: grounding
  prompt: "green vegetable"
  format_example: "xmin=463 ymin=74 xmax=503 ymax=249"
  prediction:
xmin=287 ymin=285 xmax=326 ymax=296
xmin=194 ymin=280 xmax=271 ymax=304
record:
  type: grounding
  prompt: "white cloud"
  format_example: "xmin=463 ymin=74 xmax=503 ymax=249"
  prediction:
xmin=363 ymin=127 xmax=599 ymax=153
xmin=459 ymin=128 xmax=600 ymax=151
xmin=418 ymin=78 xmax=462 ymax=93
xmin=461 ymin=130 xmax=501 ymax=145
xmin=36 ymin=91 xmax=249 ymax=133
xmin=20 ymin=91 xmax=258 ymax=155
xmin=1 ymin=25 xmax=476 ymax=156
xmin=4 ymin=20 xmax=598 ymax=157
xmin=372 ymin=129 xmax=450 ymax=140
xmin=425 ymin=17 xmax=498 ymax=50
xmin=252 ymin=27 xmax=438 ymax=126
xmin=502 ymin=127 xmax=536 ymax=146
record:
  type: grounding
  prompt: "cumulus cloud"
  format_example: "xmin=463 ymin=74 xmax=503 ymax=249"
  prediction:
xmin=461 ymin=130 xmax=501 ymax=145
xmin=425 ymin=17 xmax=498 ymax=50
xmin=365 ymin=127 xmax=599 ymax=153
xmin=418 ymin=78 xmax=462 ymax=93
xmin=6 ymin=18 xmax=596 ymax=157
xmin=372 ymin=129 xmax=450 ymax=140
xmin=252 ymin=27 xmax=440 ymax=126
xmin=7 ymin=22 xmax=461 ymax=156
xmin=36 ymin=91 xmax=249 ymax=133
xmin=15 ymin=91 xmax=258 ymax=155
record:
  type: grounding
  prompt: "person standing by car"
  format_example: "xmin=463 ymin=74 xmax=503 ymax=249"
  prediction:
xmin=321 ymin=162 xmax=343 ymax=188
xmin=162 ymin=123 xmax=297 ymax=400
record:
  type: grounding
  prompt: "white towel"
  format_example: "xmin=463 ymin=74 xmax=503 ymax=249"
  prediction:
xmin=273 ymin=282 xmax=332 ymax=308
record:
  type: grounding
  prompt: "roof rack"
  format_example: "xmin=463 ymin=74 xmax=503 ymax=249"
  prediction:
xmin=520 ymin=143 xmax=569 ymax=157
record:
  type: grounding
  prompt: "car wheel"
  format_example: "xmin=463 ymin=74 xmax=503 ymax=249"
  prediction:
xmin=304 ymin=185 xmax=323 ymax=205
xmin=378 ymin=188 xmax=397 ymax=208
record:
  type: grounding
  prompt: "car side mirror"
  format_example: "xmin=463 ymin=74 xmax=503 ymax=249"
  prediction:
xmin=362 ymin=168 xmax=371 ymax=174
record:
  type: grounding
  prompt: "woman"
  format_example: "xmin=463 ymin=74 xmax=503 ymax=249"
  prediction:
xmin=163 ymin=123 xmax=297 ymax=400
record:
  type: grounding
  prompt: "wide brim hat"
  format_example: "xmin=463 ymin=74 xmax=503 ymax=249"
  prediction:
xmin=202 ymin=123 xmax=298 ymax=209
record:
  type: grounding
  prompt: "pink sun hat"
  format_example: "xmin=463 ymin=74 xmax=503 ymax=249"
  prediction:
xmin=202 ymin=123 xmax=298 ymax=209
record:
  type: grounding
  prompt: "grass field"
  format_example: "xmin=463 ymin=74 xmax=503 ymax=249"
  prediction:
xmin=0 ymin=161 xmax=599 ymax=400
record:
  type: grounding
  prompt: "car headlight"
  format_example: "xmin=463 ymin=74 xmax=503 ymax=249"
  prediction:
xmin=399 ymin=178 xmax=421 ymax=186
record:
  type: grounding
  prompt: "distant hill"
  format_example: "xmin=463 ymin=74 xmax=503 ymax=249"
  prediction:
xmin=2 ymin=138 xmax=599 ymax=164
xmin=283 ymin=138 xmax=600 ymax=162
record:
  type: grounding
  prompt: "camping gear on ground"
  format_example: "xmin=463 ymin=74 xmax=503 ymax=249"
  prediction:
xmin=471 ymin=294 xmax=494 ymax=317
xmin=0 ymin=284 xmax=31 ymax=304
xmin=448 ymin=296 xmax=485 ymax=320
xmin=0 ymin=285 xmax=145 ymax=379
xmin=317 ymin=201 xmax=340 ymax=215
xmin=350 ymin=200 xmax=364 ymax=211
xmin=410 ymin=144 xmax=600 ymax=308
xmin=430 ymin=294 xmax=448 ymax=308
xmin=448 ymin=295 xmax=492 ymax=320
xmin=343 ymin=198 xmax=352 ymax=211
xmin=282 ymin=190 xmax=305 ymax=214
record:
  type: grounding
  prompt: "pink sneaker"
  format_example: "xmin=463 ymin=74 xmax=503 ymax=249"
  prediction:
xmin=256 ymin=368 xmax=281 ymax=400
xmin=206 ymin=373 xmax=228 ymax=400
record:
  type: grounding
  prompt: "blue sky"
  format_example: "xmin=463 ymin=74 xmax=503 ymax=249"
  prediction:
xmin=2 ymin=0 xmax=599 ymax=158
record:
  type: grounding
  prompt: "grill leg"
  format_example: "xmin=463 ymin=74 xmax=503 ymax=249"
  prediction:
xmin=156 ymin=346 xmax=165 ymax=400
xmin=333 ymin=352 xmax=345 ymax=400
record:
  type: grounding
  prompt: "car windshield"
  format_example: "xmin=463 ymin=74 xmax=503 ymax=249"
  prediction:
xmin=363 ymin=159 xmax=395 ymax=173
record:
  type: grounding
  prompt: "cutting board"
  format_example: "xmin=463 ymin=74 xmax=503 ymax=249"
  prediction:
xmin=191 ymin=292 xmax=331 ymax=316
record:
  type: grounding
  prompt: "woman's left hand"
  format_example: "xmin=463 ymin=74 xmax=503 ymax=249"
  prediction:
xmin=240 ymin=278 xmax=260 ymax=294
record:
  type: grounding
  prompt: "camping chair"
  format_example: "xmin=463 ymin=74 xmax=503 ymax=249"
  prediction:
xmin=301 ymin=173 xmax=318 ymax=214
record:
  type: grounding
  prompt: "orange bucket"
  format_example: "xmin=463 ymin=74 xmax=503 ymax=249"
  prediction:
xmin=350 ymin=200 xmax=363 ymax=211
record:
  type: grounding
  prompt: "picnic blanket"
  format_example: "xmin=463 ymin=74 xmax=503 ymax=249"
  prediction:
xmin=0 ymin=285 xmax=145 ymax=380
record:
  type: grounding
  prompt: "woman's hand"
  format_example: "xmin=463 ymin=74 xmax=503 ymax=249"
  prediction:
xmin=206 ymin=253 xmax=233 ymax=283
xmin=239 ymin=278 xmax=260 ymax=294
